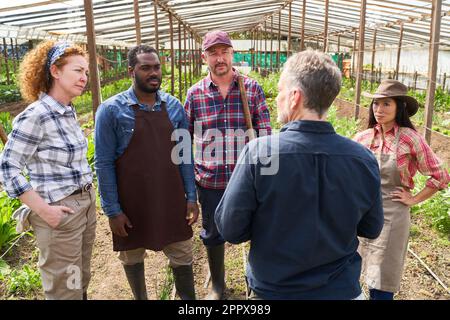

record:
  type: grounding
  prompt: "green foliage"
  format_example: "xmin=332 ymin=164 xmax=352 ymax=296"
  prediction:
xmin=248 ymin=71 xmax=280 ymax=99
xmin=0 ymin=111 xmax=13 ymax=134
xmin=0 ymin=61 xmax=18 ymax=86
xmin=411 ymin=174 xmax=450 ymax=237
xmin=327 ymin=105 xmax=360 ymax=138
xmin=160 ymin=70 xmax=204 ymax=103
xmin=409 ymin=86 xmax=450 ymax=114
xmin=157 ymin=265 xmax=174 ymax=300
xmin=0 ymin=191 xmax=21 ymax=252
xmin=86 ymin=134 xmax=95 ymax=174
xmin=0 ymin=259 xmax=42 ymax=298
xmin=0 ymin=85 xmax=21 ymax=103
xmin=100 ymin=66 xmax=128 ymax=82
xmin=72 ymin=78 xmax=132 ymax=115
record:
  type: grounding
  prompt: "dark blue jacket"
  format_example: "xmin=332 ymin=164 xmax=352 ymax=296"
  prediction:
xmin=215 ymin=120 xmax=383 ymax=300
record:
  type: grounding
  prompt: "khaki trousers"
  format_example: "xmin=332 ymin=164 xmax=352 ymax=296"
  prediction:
xmin=118 ymin=239 xmax=193 ymax=268
xmin=28 ymin=188 xmax=97 ymax=300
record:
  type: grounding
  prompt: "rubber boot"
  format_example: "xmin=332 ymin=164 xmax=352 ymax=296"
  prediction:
xmin=172 ymin=264 xmax=196 ymax=300
xmin=123 ymin=262 xmax=148 ymax=300
xmin=205 ymin=244 xmax=225 ymax=300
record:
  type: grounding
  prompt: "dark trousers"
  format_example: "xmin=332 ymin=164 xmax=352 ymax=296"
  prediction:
xmin=369 ymin=289 xmax=394 ymax=300
xmin=197 ymin=185 xmax=225 ymax=247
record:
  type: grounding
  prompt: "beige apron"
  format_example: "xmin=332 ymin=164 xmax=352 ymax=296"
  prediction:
xmin=359 ymin=128 xmax=410 ymax=293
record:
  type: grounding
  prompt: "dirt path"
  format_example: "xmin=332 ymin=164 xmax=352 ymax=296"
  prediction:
xmin=0 ymin=101 xmax=28 ymax=117
xmin=85 ymin=207 xmax=449 ymax=300
xmin=87 ymin=211 xmax=247 ymax=300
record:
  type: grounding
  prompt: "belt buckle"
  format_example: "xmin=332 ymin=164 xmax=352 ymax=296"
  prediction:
xmin=83 ymin=183 xmax=92 ymax=192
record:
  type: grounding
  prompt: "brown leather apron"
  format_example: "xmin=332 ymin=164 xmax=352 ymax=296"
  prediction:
xmin=113 ymin=102 xmax=192 ymax=252
xmin=359 ymin=128 xmax=410 ymax=292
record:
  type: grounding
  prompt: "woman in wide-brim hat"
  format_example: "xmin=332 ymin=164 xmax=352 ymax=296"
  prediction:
xmin=354 ymin=79 xmax=449 ymax=300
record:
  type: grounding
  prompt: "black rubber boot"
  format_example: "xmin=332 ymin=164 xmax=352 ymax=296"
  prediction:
xmin=172 ymin=264 xmax=196 ymax=300
xmin=205 ymin=244 xmax=225 ymax=300
xmin=123 ymin=262 xmax=148 ymax=300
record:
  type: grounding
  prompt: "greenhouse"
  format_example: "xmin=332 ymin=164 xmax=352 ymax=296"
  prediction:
xmin=0 ymin=0 xmax=449 ymax=301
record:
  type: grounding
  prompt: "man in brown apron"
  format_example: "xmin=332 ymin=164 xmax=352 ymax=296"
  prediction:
xmin=94 ymin=45 xmax=199 ymax=300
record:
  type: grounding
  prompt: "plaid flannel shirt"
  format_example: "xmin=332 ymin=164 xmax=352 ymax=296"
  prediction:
xmin=0 ymin=93 xmax=93 ymax=203
xmin=184 ymin=71 xmax=271 ymax=189
xmin=354 ymin=124 xmax=449 ymax=190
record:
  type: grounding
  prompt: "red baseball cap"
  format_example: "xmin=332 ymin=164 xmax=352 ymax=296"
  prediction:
xmin=202 ymin=30 xmax=233 ymax=51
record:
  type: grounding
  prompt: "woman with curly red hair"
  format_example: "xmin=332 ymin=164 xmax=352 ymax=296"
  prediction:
xmin=0 ymin=40 xmax=96 ymax=300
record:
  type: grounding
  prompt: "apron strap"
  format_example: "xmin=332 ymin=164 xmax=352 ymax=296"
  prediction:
xmin=372 ymin=126 xmax=402 ymax=164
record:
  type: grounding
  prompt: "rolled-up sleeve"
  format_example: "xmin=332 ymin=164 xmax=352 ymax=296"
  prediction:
xmin=414 ymin=134 xmax=450 ymax=190
xmin=94 ymin=104 xmax=122 ymax=217
xmin=0 ymin=111 xmax=43 ymax=198
xmin=174 ymin=100 xmax=197 ymax=202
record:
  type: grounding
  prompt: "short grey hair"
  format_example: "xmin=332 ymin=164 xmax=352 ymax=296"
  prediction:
xmin=282 ymin=50 xmax=342 ymax=117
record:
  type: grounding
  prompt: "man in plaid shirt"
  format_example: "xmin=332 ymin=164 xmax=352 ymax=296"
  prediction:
xmin=184 ymin=30 xmax=271 ymax=299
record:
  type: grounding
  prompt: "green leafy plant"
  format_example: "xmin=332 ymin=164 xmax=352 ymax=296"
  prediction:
xmin=157 ymin=265 xmax=174 ymax=300
xmin=0 ymin=112 xmax=13 ymax=134
xmin=86 ymin=134 xmax=95 ymax=174
xmin=0 ymin=85 xmax=21 ymax=103
xmin=411 ymin=173 xmax=450 ymax=236
xmin=0 ymin=191 xmax=21 ymax=252
xmin=0 ymin=259 xmax=42 ymax=298
xmin=327 ymin=105 xmax=360 ymax=138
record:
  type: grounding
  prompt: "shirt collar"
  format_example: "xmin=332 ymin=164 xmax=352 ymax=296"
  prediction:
xmin=205 ymin=68 xmax=239 ymax=88
xmin=125 ymin=86 xmax=165 ymax=108
xmin=374 ymin=123 xmax=399 ymax=136
xmin=39 ymin=93 xmax=74 ymax=115
xmin=280 ymin=120 xmax=336 ymax=134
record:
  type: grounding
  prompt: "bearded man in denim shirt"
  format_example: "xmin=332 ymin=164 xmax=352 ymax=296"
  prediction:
xmin=95 ymin=45 xmax=199 ymax=300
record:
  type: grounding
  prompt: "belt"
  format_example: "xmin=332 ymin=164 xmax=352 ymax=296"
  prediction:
xmin=71 ymin=183 xmax=93 ymax=196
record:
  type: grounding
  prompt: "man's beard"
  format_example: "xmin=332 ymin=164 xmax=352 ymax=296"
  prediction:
xmin=134 ymin=74 xmax=161 ymax=93
xmin=277 ymin=100 xmax=290 ymax=125
xmin=210 ymin=62 xmax=230 ymax=76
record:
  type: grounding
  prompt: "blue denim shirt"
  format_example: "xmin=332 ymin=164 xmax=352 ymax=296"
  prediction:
xmin=94 ymin=86 xmax=197 ymax=217
xmin=215 ymin=120 xmax=383 ymax=299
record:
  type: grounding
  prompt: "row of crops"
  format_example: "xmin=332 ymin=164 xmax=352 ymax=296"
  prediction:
xmin=0 ymin=69 xmax=449 ymax=299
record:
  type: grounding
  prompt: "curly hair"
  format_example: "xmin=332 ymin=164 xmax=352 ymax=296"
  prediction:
xmin=18 ymin=40 xmax=87 ymax=103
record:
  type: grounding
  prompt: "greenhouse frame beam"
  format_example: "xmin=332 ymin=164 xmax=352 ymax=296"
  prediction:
xmin=249 ymin=0 xmax=292 ymax=32
xmin=133 ymin=0 xmax=142 ymax=45
xmin=300 ymin=0 xmax=306 ymax=51
xmin=154 ymin=0 xmax=159 ymax=51
xmin=0 ymin=23 xmax=131 ymax=47
xmin=323 ymin=0 xmax=329 ymax=52
xmin=395 ymin=23 xmax=404 ymax=80
xmin=309 ymin=7 xmax=450 ymax=43
xmin=354 ymin=0 xmax=367 ymax=120
xmin=83 ymin=0 xmax=102 ymax=119
xmin=424 ymin=0 xmax=442 ymax=144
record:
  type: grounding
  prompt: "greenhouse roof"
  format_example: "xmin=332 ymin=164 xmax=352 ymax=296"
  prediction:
xmin=1 ymin=0 xmax=450 ymax=50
